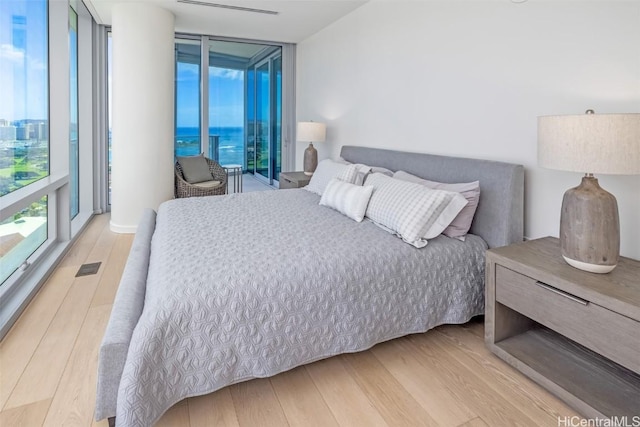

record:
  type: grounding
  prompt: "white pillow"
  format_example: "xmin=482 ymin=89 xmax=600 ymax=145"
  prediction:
xmin=320 ymin=179 xmax=374 ymax=222
xmin=365 ymin=173 xmax=468 ymax=248
xmin=305 ymin=159 xmax=349 ymax=196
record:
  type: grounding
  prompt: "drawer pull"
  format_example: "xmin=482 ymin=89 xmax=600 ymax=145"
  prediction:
xmin=534 ymin=281 xmax=589 ymax=305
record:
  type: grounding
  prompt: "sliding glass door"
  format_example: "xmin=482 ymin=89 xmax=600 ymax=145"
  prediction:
xmin=172 ymin=37 xmax=286 ymax=185
xmin=272 ymin=56 xmax=282 ymax=182
xmin=250 ymin=53 xmax=281 ymax=184
xmin=255 ymin=60 xmax=270 ymax=181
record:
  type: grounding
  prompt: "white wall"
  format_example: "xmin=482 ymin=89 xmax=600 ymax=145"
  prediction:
xmin=297 ymin=0 xmax=640 ymax=259
xmin=110 ymin=3 xmax=175 ymax=233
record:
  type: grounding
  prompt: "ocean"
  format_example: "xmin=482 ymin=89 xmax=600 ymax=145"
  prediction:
xmin=176 ymin=127 xmax=244 ymax=166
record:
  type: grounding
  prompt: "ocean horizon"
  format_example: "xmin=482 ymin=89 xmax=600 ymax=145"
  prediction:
xmin=176 ymin=126 xmax=244 ymax=166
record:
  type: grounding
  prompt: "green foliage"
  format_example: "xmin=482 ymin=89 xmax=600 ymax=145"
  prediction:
xmin=0 ymin=145 xmax=48 ymax=196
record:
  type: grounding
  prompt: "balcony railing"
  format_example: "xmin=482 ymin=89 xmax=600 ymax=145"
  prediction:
xmin=174 ymin=135 xmax=245 ymax=169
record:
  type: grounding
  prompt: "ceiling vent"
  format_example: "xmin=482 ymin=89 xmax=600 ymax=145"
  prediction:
xmin=177 ymin=0 xmax=279 ymax=15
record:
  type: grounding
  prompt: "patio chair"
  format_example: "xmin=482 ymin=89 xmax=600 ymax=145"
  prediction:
xmin=174 ymin=156 xmax=227 ymax=198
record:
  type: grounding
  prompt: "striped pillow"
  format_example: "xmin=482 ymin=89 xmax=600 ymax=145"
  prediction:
xmin=337 ymin=163 xmax=372 ymax=185
xmin=365 ymin=173 xmax=468 ymax=248
xmin=393 ymin=170 xmax=480 ymax=241
xmin=320 ymin=178 xmax=374 ymax=222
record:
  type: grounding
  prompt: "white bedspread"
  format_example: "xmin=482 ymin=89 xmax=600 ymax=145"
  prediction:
xmin=116 ymin=189 xmax=487 ymax=426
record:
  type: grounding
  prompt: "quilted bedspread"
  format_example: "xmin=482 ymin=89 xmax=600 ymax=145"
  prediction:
xmin=116 ymin=189 xmax=487 ymax=426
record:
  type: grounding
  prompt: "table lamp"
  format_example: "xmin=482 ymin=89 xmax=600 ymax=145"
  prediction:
xmin=537 ymin=111 xmax=640 ymax=273
xmin=297 ymin=121 xmax=326 ymax=176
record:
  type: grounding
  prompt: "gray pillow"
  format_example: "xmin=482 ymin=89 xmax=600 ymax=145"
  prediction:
xmin=177 ymin=155 xmax=212 ymax=184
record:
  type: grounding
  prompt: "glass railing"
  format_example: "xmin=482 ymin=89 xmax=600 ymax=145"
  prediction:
xmin=174 ymin=132 xmax=245 ymax=169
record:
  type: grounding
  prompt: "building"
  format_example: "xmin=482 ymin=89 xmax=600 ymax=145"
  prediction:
xmin=15 ymin=124 xmax=32 ymax=140
xmin=37 ymin=122 xmax=47 ymax=140
xmin=0 ymin=125 xmax=17 ymax=141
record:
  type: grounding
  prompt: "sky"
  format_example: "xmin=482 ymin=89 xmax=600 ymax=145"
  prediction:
xmin=1 ymin=0 xmax=267 ymax=131
xmin=0 ymin=0 xmax=48 ymax=123
xmin=176 ymin=63 xmax=245 ymax=129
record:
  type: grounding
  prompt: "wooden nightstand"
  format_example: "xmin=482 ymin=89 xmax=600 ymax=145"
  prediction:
xmin=485 ymin=237 xmax=640 ymax=418
xmin=279 ymin=171 xmax=311 ymax=189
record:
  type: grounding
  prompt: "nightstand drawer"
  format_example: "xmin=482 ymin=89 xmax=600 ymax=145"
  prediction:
xmin=495 ymin=265 xmax=640 ymax=373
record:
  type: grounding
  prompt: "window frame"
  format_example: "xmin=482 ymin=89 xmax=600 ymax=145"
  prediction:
xmin=0 ymin=0 xmax=97 ymax=339
xmin=69 ymin=4 xmax=80 ymax=219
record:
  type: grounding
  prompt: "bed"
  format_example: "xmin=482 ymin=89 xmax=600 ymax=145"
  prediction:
xmin=95 ymin=146 xmax=524 ymax=427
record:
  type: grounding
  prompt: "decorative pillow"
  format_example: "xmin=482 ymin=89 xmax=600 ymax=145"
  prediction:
xmin=305 ymin=159 xmax=349 ymax=196
xmin=177 ymin=155 xmax=212 ymax=184
xmin=338 ymin=163 xmax=372 ymax=185
xmin=393 ymin=170 xmax=480 ymax=241
xmin=320 ymin=178 xmax=374 ymax=222
xmin=365 ymin=173 xmax=468 ymax=248
xmin=341 ymin=160 xmax=394 ymax=179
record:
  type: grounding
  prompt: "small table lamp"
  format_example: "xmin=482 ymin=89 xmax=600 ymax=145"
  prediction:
xmin=537 ymin=111 xmax=640 ymax=273
xmin=297 ymin=121 xmax=326 ymax=176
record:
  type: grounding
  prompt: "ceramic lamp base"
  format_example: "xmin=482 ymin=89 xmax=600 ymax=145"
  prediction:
xmin=562 ymin=256 xmax=617 ymax=274
xmin=303 ymin=143 xmax=318 ymax=176
xmin=559 ymin=176 xmax=619 ymax=274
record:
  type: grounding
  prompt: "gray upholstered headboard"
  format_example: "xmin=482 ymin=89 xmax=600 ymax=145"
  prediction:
xmin=340 ymin=145 xmax=524 ymax=249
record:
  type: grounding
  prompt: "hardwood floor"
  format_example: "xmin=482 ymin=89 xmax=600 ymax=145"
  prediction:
xmin=0 ymin=214 xmax=581 ymax=426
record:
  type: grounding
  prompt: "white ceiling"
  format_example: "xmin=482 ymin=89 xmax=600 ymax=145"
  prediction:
xmin=84 ymin=0 xmax=368 ymax=43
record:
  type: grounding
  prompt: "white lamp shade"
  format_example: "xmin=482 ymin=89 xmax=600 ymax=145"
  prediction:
xmin=537 ymin=113 xmax=640 ymax=175
xmin=297 ymin=121 xmax=326 ymax=143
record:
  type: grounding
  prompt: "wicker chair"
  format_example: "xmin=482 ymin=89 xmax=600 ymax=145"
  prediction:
xmin=175 ymin=157 xmax=227 ymax=198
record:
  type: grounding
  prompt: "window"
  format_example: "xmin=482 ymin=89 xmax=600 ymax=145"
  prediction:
xmin=0 ymin=0 xmax=49 ymax=196
xmin=1 ymin=0 xmax=98 ymax=337
xmin=0 ymin=0 xmax=49 ymax=286
xmin=209 ymin=65 xmax=245 ymax=166
xmin=175 ymin=38 xmax=201 ymax=157
xmin=69 ymin=5 xmax=79 ymax=218
xmin=174 ymin=37 xmax=287 ymax=185
xmin=0 ymin=196 xmax=47 ymax=283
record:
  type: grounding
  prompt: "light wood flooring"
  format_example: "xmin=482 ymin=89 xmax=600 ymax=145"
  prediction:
xmin=0 ymin=213 xmax=581 ymax=427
